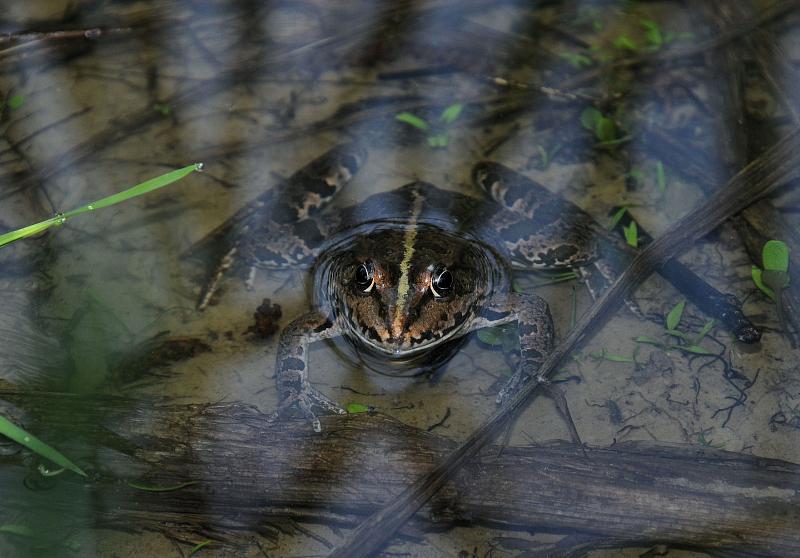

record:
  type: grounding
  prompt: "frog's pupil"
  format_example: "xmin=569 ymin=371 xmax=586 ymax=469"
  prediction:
xmin=434 ymin=269 xmax=453 ymax=291
xmin=356 ymin=263 xmax=371 ymax=285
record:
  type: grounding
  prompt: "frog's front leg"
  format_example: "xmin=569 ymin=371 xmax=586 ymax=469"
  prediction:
xmin=472 ymin=292 xmax=555 ymax=403
xmin=272 ymin=311 xmax=345 ymax=432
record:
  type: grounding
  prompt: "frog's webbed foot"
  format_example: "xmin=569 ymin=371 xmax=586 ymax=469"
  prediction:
xmin=270 ymin=384 xmax=346 ymax=433
xmin=273 ymin=311 xmax=344 ymax=432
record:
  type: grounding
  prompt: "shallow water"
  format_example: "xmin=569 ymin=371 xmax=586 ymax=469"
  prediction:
xmin=1 ymin=1 xmax=799 ymax=557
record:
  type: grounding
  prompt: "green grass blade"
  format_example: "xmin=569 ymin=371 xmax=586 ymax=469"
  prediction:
xmin=395 ymin=112 xmax=429 ymax=130
xmin=0 ymin=163 xmax=201 ymax=248
xmin=0 ymin=215 xmax=65 ymax=247
xmin=64 ymin=163 xmax=201 ymax=218
xmin=0 ymin=415 xmax=86 ymax=477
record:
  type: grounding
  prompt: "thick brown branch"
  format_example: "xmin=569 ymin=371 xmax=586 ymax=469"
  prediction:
xmin=1 ymin=391 xmax=798 ymax=555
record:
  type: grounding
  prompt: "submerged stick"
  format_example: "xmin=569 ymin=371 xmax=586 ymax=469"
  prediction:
xmin=328 ymin=126 xmax=800 ymax=558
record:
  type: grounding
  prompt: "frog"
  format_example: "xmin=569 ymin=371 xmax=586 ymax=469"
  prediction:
xmin=193 ymin=144 xmax=603 ymax=431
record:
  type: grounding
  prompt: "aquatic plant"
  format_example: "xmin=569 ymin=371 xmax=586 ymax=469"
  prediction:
xmin=0 ymin=163 xmax=202 ymax=248
xmin=395 ymin=103 xmax=464 ymax=148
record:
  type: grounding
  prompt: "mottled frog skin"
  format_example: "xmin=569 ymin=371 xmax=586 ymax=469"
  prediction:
xmin=196 ymin=144 xmax=603 ymax=431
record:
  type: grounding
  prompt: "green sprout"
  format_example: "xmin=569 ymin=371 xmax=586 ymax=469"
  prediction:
xmin=0 ymin=415 xmax=86 ymax=477
xmin=580 ymin=107 xmax=620 ymax=144
xmin=188 ymin=540 xmax=212 ymax=556
xmin=3 ymin=94 xmax=24 ymax=110
xmin=589 ymin=348 xmax=637 ymax=364
xmin=608 ymin=206 xmax=629 ymax=230
xmin=346 ymin=403 xmax=371 ymax=414
xmin=395 ymin=103 xmax=464 ymax=148
xmin=559 ymin=52 xmax=593 ymax=68
xmin=152 ymin=102 xmax=171 ymax=116
xmin=534 ymin=143 xmax=563 ymax=170
xmin=0 ymin=163 xmax=202 ymax=248
xmin=752 ymin=240 xmax=791 ymax=330
xmin=634 ymin=300 xmax=716 ymax=356
xmin=622 ymin=220 xmax=638 ymax=247
xmin=613 ymin=34 xmax=638 ymax=52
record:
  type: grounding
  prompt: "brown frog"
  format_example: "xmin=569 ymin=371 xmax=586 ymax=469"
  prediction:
xmin=195 ymin=145 xmax=601 ymax=431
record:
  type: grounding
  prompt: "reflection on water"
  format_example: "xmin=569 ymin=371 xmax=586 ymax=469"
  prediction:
xmin=1 ymin=1 xmax=799 ymax=556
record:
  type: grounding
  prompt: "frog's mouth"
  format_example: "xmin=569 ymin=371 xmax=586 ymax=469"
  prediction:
xmin=345 ymin=322 xmax=470 ymax=376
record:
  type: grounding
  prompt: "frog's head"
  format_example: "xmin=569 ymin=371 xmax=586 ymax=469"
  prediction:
xmin=328 ymin=226 xmax=497 ymax=361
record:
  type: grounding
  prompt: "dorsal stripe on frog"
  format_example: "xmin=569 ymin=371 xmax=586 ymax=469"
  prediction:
xmin=392 ymin=186 xmax=425 ymax=337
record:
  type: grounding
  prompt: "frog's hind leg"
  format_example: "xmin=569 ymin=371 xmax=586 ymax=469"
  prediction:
xmin=472 ymin=161 xmax=599 ymax=271
xmin=191 ymin=143 xmax=367 ymax=309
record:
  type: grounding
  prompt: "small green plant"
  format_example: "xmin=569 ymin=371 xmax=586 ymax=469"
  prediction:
xmin=752 ymin=240 xmax=791 ymax=330
xmin=580 ymin=107 xmax=623 ymax=145
xmin=635 ymin=300 xmax=716 ymax=356
xmin=188 ymin=540 xmax=212 ymax=556
xmin=534 ymin=143 xmax=564 ymax=170
xmin=622 ymin=220 xmax=638 ymax=247
xmin=559 ymin=51 xmax=593 ymax=68
xmin=0 ymin=163 xmax=201 ymax=248
xmin=152 ymin=102 xmax=171 ymax=115
xmin=476 ymin=323 xmax=518 ymax=351
xmin=0 ymin=415 xmax=86 ymax=476
xmin=613 ymin=34 xmax=638 ymax=52
xmin=2 ymin=94 xmax=24 ymax=111
xmin=395 ymin=103 xmax=464 ymax=148
xmin=588 ymin=347 xmax=638 ymax=364
xmin=346 ymin=403 xmax=371 ymax=414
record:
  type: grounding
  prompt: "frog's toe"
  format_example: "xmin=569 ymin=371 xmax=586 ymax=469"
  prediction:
xmin=272 ymin=386 xmax=345 ymax=432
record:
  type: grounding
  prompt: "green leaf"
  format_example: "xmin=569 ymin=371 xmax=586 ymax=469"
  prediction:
xmin=666 ymin=300 xmax=685 ymax=330
xmin=346 ymin=403 xmax=370 ymax=414
xmin=395 ymin=112 xmax=429 ymax=131
xmin=7 ymin=94 xmax=24 ymax=110
xmin=664 ymin=329 xmax=690 ymax=341
xmin=677 ymin=344 xmax=715 ymax=355
xmin=634 ymin=335 xmax=665 ymax=347
xmin=477 ymin=328 xmax=504 ymax=347
xmin=0 ymin=415 xmax=86 ymax=477
xmin=623 ymin=220 xmax=638 ymax=247
xmin=439 ymin=103 xmax=464 ymax=124
xmin=751 ymin=266 xmax=775 ymax=300
xmin=613 ymin=35 xmax=638 ymax=51
xmin=608 ymin=206 xmax=628 ymax=230
xmin=580 ymin=107 xmax=602 ymax=131
xmin=427 ymin=133 xmax=449 ymax=147
xmin=189 ymin=541 xmax=212 ymax=556
xmin=590 ymin=349 xmax=635 ymax=363
xmin=595 ymin=117 xmax=617 ymax=142
xmin=762 ymin=240 xmax=789 ymax=272
xmin=0 ymin=163 xmax=201 ymax=248
xmin=641 ymin=19 xmax=663 ymax=47
xmin=695 ymin=319 xmax=715 ymax=342
xmin=559 ymin=52 xmax=593 ymax=68
xmin=656 ymin=160 xmax=666 ymax=192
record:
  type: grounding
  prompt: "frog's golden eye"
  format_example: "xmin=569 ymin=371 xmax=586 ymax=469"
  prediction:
xmin=430 ymin=267 xmax=453 ymax=298
xmin=355 ymin=261 xmax=375 ymax=292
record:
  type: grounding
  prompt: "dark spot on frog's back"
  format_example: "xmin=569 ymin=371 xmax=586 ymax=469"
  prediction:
xmin=293 ymin=219 xmax=324 ymax=245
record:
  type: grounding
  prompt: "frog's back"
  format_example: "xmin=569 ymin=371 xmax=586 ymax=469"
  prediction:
xmin=332 ymin=182 xmax=489 ymax=237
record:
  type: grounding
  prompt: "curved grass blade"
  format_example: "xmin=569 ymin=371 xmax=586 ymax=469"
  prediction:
xmin=0 ymin=163 xmax=202 ymax=248
xmin=0 ymin=415 xmax=86 ymax=477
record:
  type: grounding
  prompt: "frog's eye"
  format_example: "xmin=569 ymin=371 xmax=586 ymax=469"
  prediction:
xmin=430 ymin=267 xmax=453 ymax=298
xmin=355 ymin=262 xmax=375 ymax=292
